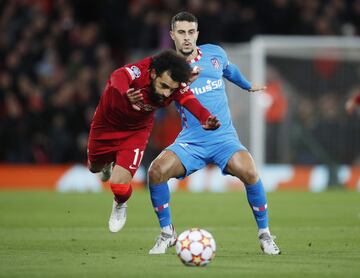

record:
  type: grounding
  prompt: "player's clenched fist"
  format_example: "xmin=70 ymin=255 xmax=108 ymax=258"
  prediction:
xmin=126 ymin=88 xmax=143 ymax=111
xmin=202 ymin=115 xmax=220 ymax=130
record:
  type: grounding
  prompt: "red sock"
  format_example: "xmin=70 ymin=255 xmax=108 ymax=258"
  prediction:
xmin=110 ymin=183 xmax=132 ymax=203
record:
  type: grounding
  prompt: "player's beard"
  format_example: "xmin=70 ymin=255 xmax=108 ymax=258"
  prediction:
xmin=150 ymin=82 xmax=166 ymax=104
xmin=180 ymin=48 xmax=194 ymax=57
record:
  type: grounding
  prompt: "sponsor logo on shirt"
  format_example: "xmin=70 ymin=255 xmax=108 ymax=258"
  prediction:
xmin=179 ymin=82 xmax=189 ymax=94
xmin=191 ymin=79 xmax=223 ymax=95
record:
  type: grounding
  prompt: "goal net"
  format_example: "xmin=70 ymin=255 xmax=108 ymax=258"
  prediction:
xmin=225 ymin=36 xmax=360 ymax=170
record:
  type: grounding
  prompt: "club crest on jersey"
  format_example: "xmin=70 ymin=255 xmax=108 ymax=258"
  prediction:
xmin=211 ymin=58 xmax=220 ymax=70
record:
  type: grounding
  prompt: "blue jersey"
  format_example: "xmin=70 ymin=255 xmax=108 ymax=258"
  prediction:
xmin=169 ymin=44 xmax=251 ymax=177
xmin=175 ymin=44 xmax=251 ymax=143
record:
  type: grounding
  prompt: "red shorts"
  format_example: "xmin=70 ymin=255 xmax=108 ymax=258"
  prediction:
xmin=87 ymin=127 xmax=150 ymax=176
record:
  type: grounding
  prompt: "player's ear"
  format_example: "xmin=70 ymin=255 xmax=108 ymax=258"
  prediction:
xmin=169 ymin=30 xmax=175 ymax=41
xmin=150 ymin=69 xmax=157 ymax=80
xmin=195 ymin=30 xmax=199 ymax=40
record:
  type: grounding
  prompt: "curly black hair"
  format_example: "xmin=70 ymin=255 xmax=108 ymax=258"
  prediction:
xmin=150 ymin=49 xmax=192 ymax=83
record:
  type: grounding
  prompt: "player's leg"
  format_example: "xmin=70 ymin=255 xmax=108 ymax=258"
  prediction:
xmin=108 ymin=145 xmax=146 ymax=233
xmin=87 ymin=133 xmax=114 ymax=182
xmin=88 ymin=161 xmax=113 ymax=182
xmin=225 ymin=150 xmax=281 ymax=255
xmin=148 ymin=150 xmax=185 ymax=254
xmin=148 ymin=143 xmax=206 ymax=254
xmin=107 ymin=163 xmax=133 ymax=233
xmin=87 ymin=150 xmax=129 ymax=233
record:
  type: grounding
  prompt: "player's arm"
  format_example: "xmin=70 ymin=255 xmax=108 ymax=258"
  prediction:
xmin=223 ymin=62 xmax=266 ymax=92
xmin=110 ymin=68 xmax=132 ymax=94
xmin=176 ymin=86 xmax=220 ymax=130
xmin=110 ymin=65 xmax=144 ymax=111
xmin=217 ymin=44 xmax=265 ymax=92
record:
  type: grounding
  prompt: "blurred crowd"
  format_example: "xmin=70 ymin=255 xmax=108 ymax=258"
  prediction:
xmin=290 ymin=91 xmax=360 ymax=165
xmin=264 ymin=58 xmax=360 ymax=165
xmin=0 ymin=0 xmax=359 ymax=164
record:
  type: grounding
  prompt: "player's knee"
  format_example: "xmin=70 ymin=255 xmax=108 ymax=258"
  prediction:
xmin=88 ymin=163 xmax=102 ymax=173
xmin=109 ymin=175 xmax=129 ymax=185
xmin=110 ymin=183 xmax=132 ymax=203
xmin=242 ymin=169 xmax=259 ymax=184
xmin=148 ymin=161 xmax=167 ymax=184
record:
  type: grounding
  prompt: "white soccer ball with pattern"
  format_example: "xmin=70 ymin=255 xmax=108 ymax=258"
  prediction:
xmin=175 ymin=228 xmax=216 ymax=266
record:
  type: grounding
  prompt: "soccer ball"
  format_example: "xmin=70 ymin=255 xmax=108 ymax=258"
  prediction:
xmin=175 ymin=228 xmax=216 ymax=267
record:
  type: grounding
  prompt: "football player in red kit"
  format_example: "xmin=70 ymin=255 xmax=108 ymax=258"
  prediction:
xmin=87 ymin=50 xmax=220 ymax=233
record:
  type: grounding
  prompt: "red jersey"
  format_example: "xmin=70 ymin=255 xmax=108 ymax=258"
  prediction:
xmin=88 ymin=55 xmax=214 ymax=175
xmin=91 ymin=56 xmax=208 ymax=137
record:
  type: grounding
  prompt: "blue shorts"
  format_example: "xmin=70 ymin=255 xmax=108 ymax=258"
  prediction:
xmin=167 ymin=138 xmax=247 ymax=179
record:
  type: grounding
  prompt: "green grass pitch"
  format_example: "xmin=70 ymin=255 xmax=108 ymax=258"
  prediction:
xmin=1 ymin=190 xmax=360 ymax=277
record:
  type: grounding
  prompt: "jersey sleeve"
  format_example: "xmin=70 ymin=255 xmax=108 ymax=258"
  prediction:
xmin=172 ymin=83 xmax=194 ymax=105
xmin=109 ymin=68 xmax=132 ymax=95
xmin=172 ymin=85 xmax=211 ymax=125
xmin=110 ymin=57 xmax=150 ymax=95
xmin=218 ymin=46 xmax=252 ymax=90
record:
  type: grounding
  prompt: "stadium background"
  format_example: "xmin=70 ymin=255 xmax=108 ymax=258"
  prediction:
xmin=1 ymin=1 xmax=360 ymax=277
xmin=0 ymin=0 xmax=359 ymax=191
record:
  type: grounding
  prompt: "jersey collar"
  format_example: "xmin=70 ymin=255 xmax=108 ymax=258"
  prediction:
xmin=189 ymin=47 xmax=202 ymax=64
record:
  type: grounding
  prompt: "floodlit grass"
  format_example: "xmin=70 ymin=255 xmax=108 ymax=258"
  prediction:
xmin=0 ymin=190 xmax=359 ymax=277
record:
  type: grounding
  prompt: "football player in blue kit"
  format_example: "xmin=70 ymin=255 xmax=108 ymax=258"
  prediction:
xmin=148 ymin=12 xmax=281 ymax=255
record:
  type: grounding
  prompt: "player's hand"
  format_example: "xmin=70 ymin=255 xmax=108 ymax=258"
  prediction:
xmin=202 ymin=115 xmax=221 ymax=130
xmin=189 ymin=66 xmax=201 ymax=83
xmin=248 ymin=84 xmax=267 ymax=93
xmin=126 ymin=88 xmax=143 ymax=111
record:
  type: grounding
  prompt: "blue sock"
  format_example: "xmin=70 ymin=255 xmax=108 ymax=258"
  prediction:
xmin=149 ymin=182 xmax=172 ymax=228
xmin=245 ymin=179 xmax=269 ymax=229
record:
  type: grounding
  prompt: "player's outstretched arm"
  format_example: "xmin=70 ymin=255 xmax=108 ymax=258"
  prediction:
xmin=223 ymin=62 xmax=252 ymax=90
xmin=223 ymin=62 xmax=265 ymax=93
xmin=248 ymin=84 xmax=267 ymax=93
xmin=180 ymin=96 xmax=220 ymax=130
xmin=174 ymin=83 xmax=220 ymax=130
